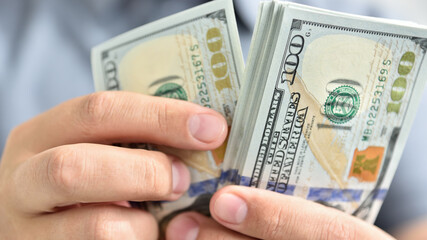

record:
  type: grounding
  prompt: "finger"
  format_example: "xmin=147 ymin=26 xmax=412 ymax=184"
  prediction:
xmin=210 ymin=186 xmax=395 ymax=240
xmin=11 ymin=143 xmax=190 ymax=213
xmin=7 ymin=91 xmax=227 ymax=154
xmin=166 ymin=212 xmax=255 ymax=240
xmin=32 ymin=205 xmax=158 ymax=240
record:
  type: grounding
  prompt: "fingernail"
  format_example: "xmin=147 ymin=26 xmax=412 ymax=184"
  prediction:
xmin=182 ymin=217 xmax=199 ymax=240
xmin=172 ymin=160 xmax=190 ymax=194
xmin=213 ymin=193 xmax=248 ymax=224
xmin=167 ymin=215 xmax=199 ymax=240
xmin=188 ymin=113 xmax=226 ymax=143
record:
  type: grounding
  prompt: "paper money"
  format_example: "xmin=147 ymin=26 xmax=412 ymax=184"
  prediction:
xmin=91 ymin=0 xmax=244 ymax=230
xmin=222 ymin=1 xmax=427 ymax=223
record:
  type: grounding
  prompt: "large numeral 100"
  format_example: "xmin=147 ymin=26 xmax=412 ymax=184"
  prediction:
xmin=206 ymin=28 xmax=232 ymax=92
xmin=387 ymin=51 xmax=416 ymax=114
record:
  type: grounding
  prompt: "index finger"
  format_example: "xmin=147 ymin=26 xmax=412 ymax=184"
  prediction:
xmin=6 ymin=91 xmax=227 ymax=155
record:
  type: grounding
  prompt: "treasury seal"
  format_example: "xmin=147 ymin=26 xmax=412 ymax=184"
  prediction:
xmin=154 ymin=82 xmax=188 ymax=101
xmin=324 ymin=85 xmax=360 ymax=124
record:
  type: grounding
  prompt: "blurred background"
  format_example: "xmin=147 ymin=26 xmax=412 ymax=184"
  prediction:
xmin=375 ymin=0 xmax=427 ymax=24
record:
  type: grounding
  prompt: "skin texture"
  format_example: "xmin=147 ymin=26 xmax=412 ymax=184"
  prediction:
xmin=0 ymin=91 xmax=228 ymax=239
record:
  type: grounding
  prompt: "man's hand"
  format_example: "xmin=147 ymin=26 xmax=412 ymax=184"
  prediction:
xmin=0 ymin=91 xmax=228 ymax=239
xmin=166 ymin=186 xmax=396 ymax=240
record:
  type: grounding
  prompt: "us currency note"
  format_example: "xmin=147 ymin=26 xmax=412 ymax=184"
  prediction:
xmin=223 ymin=1 xmax=427 ymax=223
xmin=91 ymin=0 xmax=244 ymax=230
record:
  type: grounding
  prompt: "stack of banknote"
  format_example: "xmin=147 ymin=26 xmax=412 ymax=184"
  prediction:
xmin=92 ymin=0 xmax=427 ymax=226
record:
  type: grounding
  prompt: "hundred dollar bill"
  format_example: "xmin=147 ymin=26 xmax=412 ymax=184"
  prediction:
xmin=223 ymin=1 xmax=427 ymax=223
xmin=91 ymin=0 xmax=244 ymax=230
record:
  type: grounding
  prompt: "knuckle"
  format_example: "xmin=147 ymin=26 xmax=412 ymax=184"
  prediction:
xmin=6 ymin=125 xmax=28 ymax=149
xmin=136 ymin=155 xmax=172 ymax=198
xmin=323 ymin=215 xmax=357 ymax=240
xmin=146 ymin=101 xmax=170 ymax=136
xmin=46 ymin=146 xmax=84 ymax=196
xmin=79 ymin=92 xmax=115 ymax=129
xmin=6 ymin=126 xmax=21 ymax=145
xmin=264 ymin=206 xmax=287 ymax=239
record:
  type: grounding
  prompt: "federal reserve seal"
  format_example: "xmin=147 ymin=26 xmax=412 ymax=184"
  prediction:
xmin=324 ymin=85 xmax=360 ymax=124
xmin=154 ymin=82 xmax=188 ymax=101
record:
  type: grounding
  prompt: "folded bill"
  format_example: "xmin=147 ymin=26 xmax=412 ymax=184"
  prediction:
xmin=222 ymin=0 xmax=427 ymax=223
xmin=91 ymin=0 xmax=244 ymax=231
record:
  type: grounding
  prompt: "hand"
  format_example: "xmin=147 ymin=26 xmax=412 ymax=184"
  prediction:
xmin=166 ymin=186 xmax=395 ymax=240
xmin=0 ymin=91 xmax=228 ymax=240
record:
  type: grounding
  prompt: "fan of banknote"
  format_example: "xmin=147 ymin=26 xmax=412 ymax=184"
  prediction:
xmin=91 ymin=0 xmax=427 ymax=226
